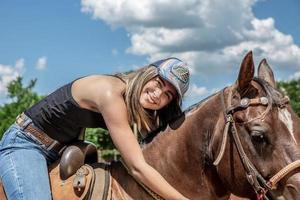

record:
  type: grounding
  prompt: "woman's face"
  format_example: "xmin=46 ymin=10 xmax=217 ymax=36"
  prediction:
xmin=139 ymin=76 xmax=177 ymax=110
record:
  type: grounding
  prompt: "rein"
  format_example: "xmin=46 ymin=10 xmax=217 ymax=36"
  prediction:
xmin=213 ymin=85 xmax=300 ymax=200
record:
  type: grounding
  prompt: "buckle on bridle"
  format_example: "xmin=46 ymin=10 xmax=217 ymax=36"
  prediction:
xmin=240 ymin=98 xmax=250 ymax=108
xmin=260 ymin=97 xmax=268 ymax=105
xmin=225 ymin=115 xmax=233 ymax=123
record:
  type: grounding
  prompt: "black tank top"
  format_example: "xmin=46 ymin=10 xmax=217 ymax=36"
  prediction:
xmin=24 ymin=78 xmax=109 ymax=143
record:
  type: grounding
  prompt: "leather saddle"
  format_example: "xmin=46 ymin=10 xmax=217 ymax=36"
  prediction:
xmin=49 ymin=141 xmax=99 ymax=200
xmin=0 ymin=141 xmax=111 ymax=200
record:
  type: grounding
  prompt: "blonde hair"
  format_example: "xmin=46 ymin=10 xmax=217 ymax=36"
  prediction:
xmin=116 ymin=66 xmax=182 ymax=137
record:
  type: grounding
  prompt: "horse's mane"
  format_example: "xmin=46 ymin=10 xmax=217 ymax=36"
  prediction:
xmin=140 ymin=92 xmax=219 ymax=145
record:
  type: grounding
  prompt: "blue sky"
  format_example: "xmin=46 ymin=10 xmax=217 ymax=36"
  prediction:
xmin=0 ymin=0 xmax=299 ymax=108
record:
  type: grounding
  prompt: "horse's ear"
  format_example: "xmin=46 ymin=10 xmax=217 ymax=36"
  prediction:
xmin=236 ymin=51 xmax=254 ymax=92
xmin=258 ymin=59 xmax=276 ymax=88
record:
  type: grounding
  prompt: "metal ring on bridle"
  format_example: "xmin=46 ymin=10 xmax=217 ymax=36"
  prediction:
xmin=260 ymin=97 xmax=268 ymax=105
xmin=240 ymin=98 xmax=250 ymax=108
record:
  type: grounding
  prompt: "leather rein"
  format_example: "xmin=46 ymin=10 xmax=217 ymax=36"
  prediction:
xmin=213 ymin=84 xmax=300 ymax=200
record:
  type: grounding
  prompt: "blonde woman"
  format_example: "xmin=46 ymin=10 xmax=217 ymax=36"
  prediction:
xmin=0 ymin=58 xmax=190 ymax=200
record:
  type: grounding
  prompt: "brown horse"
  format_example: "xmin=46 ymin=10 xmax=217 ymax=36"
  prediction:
xmin=108 ymin=51 xmax=300 ymax=199
xmin=1 ymin=51 xmax=300 ymax=200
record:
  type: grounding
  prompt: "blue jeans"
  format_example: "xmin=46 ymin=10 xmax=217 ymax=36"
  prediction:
xmin=0 ymin=124 xmax=59 ymax=200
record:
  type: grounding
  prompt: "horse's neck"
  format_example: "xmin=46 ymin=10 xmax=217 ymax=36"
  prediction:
xmin=141 ymin=93 xmax=228 ymax=199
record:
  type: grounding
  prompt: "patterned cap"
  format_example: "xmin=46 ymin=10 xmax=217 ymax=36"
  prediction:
xmin=150 ymin=57 xmax=190 ymax=99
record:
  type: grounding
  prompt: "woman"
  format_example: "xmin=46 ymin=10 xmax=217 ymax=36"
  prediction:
xmin=0 ymin=57 xmax=190 ymax=200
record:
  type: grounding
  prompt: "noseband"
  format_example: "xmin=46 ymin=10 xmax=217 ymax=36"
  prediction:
xmin=213 ymin=83 xmax=300 ymax=200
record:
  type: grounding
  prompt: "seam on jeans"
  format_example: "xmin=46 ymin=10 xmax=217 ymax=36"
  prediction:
xmin=8 ymin=151 xmax=24 ymax=199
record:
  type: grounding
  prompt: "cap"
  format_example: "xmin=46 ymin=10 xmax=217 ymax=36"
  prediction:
xmin=150 ymin=57 xmax=190 ymax=99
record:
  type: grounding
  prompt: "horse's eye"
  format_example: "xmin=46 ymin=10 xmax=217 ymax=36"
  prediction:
xmin=250 ymin=131 xmax=267 ymax=145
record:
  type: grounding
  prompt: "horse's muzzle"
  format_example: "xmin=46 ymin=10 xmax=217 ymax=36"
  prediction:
xmin=282 ymin=173 xmax=300 ymax=200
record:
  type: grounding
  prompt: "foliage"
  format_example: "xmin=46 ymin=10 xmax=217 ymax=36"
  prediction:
xmin=277 ymin=78 xmax=300 ymax=116
xmin=85 ymin=128 xmax=120 ymax=161
xmin=0 ymin=77 xmax=43 ymax=137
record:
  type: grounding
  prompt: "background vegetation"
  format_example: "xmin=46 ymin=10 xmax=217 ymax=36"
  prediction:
xmin=0 ymin=77 xmax=299 ymax=160
xmin=278 ymin=80 xmax=300 ymax=116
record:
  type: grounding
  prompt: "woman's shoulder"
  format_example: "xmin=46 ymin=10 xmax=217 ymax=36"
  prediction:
xmin=71 ymin=75 xmax=126 ymax=109
xmin=74 ymin=74 xmax=125 ymax=91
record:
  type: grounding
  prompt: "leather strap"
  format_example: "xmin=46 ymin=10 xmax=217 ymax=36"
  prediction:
xmin=16 ymin=113 xmax=64 ymax=153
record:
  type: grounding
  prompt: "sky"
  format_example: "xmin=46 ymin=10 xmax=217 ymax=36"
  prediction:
xmin=0 ymin=0 xmax=299 ymax=108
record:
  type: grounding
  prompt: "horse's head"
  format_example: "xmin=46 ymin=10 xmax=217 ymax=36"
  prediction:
xmin=213 ymin=51 xmax=300 ymax=200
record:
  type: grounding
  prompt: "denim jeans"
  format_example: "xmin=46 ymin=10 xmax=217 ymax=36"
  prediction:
xmin=0 ymin=124 xmax=59 ymax=200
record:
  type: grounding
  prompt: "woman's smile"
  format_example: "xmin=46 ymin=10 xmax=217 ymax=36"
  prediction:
xmin=147 ymin=91 xmax=159 ymax=104
xmin=147 ymin=91 xmax=155 ymax=104
xmin=140 ymin=76 xmax=177 ymax=110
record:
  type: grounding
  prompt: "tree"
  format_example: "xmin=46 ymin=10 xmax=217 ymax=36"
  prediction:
xmin=85 ymin=128 xmax=119 ymax=161
xmin=278 ymin=78 xmax=300 ymax=116
xmin=0 ymin=77 xmax=43 ymax=137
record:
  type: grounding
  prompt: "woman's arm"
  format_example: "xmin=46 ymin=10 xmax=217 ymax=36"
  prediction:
xmin=97 ymin=89 xmax=189 ymax=200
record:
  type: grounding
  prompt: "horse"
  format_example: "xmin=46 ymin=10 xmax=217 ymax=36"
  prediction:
xmin=1 ymin=51 xmax=300 ymax=200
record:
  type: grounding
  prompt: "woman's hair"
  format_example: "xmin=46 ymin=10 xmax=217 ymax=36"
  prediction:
xmin=116 ymin=65 xmax=182 ymax=137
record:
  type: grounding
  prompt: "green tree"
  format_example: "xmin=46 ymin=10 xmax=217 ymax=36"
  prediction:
xmin=0 ymin=77 xmax=43 ymax=137
xmin=85 ymin=128 xmax=119 ymax=161
xmin=278 ymin=78 xmax=300 ymax=116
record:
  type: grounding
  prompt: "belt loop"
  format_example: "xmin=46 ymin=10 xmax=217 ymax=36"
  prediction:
xmin=16 ymin=113 xmax=32 ymax=130
xmin=47 ymin=141 xmax=66 ymax=155
xmin=23 ymin=118 xmax=32 ymax=130
xmin=47 ymin=140 xmax=59 ymax=151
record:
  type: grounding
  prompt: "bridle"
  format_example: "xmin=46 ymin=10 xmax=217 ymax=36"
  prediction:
xmin=213 ymin=81 xmax=300 ymax=200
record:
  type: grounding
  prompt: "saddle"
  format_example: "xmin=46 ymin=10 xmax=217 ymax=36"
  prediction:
xmin=0 ymin=181 xmax=6 ymax=200
xmin=0 ymin=141 xmax=111 ymax=200
xmin=49 ymin=163 xmax=95 ymax=200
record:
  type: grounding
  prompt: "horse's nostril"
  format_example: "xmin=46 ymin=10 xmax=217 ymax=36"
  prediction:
xmin=286 ymin=183 xmax=299 ymax=193
xmin=276 ymin=197 xmax=286 ymax=200
xmin=282 ymin=183 xmax=300 ymax=200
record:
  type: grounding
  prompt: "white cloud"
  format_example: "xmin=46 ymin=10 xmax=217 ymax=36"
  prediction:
xmin=0 ymin=58 xmax=25 ymax=96
xmin=81 ymin=0 xmax=300 ymax=76
xmin=288 ymin=71 xmax=300 ymax=80
xmin=36 ymin=56 xmax=47 ymax=70
xmin=183 ymin=83 xmax=222 ymax=106
xmin=187 ymin=83 xmax=209 ymax=97
xmin=15 ymin=58 xmax=25 ymax=69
